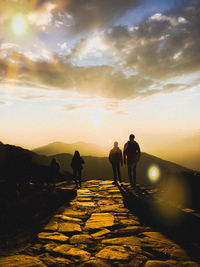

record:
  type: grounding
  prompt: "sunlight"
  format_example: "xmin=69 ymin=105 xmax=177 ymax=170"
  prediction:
xmin=12 ymin=13 xmax=28 ymax=36
xmin=90 ymin=109 xmax=102 ymax=126
xmin=148 ymin=165 xmax=160 ymax=182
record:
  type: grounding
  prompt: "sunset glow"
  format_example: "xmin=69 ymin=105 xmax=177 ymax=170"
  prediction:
xmin=90 ymin=109 xmax=102 ymax=126
xmin=0 ymin=0 xmax=199 ymax=171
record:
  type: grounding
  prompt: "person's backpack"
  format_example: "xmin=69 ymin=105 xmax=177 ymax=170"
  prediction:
xmin=111 ymin=148 xmax=121 ymax=162
xmin=126 ymin=141 xmax=138 ymax=158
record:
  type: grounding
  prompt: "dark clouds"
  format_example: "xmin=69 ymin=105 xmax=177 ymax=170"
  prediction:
xmin=36 ymin=0 xmax=139 ymax=34
xmin=103 ymin=2 xmax=200 ymax=79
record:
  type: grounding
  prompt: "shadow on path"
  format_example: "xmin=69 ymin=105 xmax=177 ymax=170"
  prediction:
xmin=117 ymin=183 xmax=200 ymax=262
xmin=0 ymin=185 xmax=76 ymax=256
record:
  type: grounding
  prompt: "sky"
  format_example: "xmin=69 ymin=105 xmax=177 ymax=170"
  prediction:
xmin=0 ymin=0 xmax=200 ymax=155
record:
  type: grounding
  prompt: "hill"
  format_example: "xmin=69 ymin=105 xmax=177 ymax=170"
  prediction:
xmin=33 ymin=141 xmax=106 ymax=157
xmin=0 ymin=142 xmax=72 ymax=187
xmin=155 ymin=135 xmax=200 ymax=171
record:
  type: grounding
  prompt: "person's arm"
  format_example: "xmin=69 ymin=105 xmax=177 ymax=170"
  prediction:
xmin=70 ymin=159 xmax=74 ymax=169
xmin=136 ymin=143 xmax=141 ymax=162
xmin=120 ymin=150 xmax=123 ymax=166
xmin=81 ymin=158 xmax=85 ymax=164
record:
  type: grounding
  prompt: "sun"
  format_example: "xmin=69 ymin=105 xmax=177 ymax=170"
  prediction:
xmin=90 ymin=109 xmax=102 ymax=126
xmin=12 ymin=13 xmax=28 ymax=36
xmin=148 ymin=165 xmax=160 ymax=182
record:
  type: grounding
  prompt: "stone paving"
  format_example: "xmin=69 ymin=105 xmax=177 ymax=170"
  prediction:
xmin=0 ymin=180 xmax=199 ymax=266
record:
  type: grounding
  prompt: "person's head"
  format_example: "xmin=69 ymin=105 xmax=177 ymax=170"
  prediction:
xmin=129 ymin=134 xmax=135 ymax=141
xmin=74 ymin=150 xmax=80 ymax=157
xmin=114 ymin=141 xmax=118 ymax=148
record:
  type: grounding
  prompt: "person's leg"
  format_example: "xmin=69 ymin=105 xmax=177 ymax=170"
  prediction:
xmin=133 ymin=165 xmax=136 ymax=186
xmin=74 ymin=169 xmax=78 ymax=187
xmin=128 ymin=165 xmax=135 ymax=188
xmin=116 ymin=162 xmax=122 ymax=182
xmin=112 ymin=163 xmax=117 ymax=183
xmin=78 ymin=169 xmax=82 ymax=187
xmin=128 ymin=166 xmax=133 ymax=186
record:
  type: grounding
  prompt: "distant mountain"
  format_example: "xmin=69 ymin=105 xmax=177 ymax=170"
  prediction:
xmin=0 ymin=141 xmax=192 ymax=187
xmin=154 ymin=135 xmax=200 ymax=171
xmin=33 ymin=141 xmax=106 ymax=157
xmin=52 ymin=152 xmax=189 ymax=185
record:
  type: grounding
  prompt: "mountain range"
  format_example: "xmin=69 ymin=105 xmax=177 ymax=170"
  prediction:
xmin=32 ymin=141 xmax=191 ymax=185
xmin=0 ymin=140 xmax=194 ymax=186
xmin=33 ymin=141 xmax=106 ymax=157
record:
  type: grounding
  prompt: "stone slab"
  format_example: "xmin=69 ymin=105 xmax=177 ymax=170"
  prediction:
xmin=92 ymin=229 xmax=111 ymax=238
xmin=85 ymin=213 xmax=114 ymax=230
xmin=44 ymin=220 xmax=58 ymax=231
xmin=54 ymin=247 xmax=91 ymax=262
xmin=38 ymin=232 xmax=69 ymax=242
xmin=0 ymin=255 xmax=46 ymax=267
xmin=70 ymin=234 xmax=93 ymax=244
xmin=96 ymin=246 xmax=131 ymax=261
xmin=102 ymin=236 xmax=141 ymax=246
xmin=58 ymin=222 xmax=82 ymax=233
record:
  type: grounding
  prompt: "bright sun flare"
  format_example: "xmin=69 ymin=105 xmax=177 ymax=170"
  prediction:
xmin=12 ymin=14 xmax=28 ymax=36
xmin=148 ymin=165 xmax=160 ymax=182
xmin=90 ymin=110 xmax=102 ymax=126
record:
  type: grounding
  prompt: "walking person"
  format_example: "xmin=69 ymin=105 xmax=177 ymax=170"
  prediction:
xmin=50 ymin=158 xmax=60 ymax=187
xmin=123 ymin=134 xmax=141 ymax=188
xmin=109 ymin=141 xmax=123 ymax=184
xmin=71 ymin=150 xmax=84 ymax=188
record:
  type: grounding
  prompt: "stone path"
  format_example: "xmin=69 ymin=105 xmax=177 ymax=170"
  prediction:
xmin=0 ymin=180 xmax=199 ymax=266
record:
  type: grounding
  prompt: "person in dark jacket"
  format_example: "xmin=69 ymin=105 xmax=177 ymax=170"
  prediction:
xmin=71 ymin=150 xmax=84 ymax=188
xmin=50 ymin=158 xmax=60 ymax=186
xmin=109 ymin=141 xmax=123 ymax=184
xmin=123 ymin=134 xmax=140 ymax=188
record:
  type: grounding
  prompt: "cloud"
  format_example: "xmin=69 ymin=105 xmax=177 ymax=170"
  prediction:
xmin=64 ymin=103 xmax=88 ymax=111
xmin=28 ymin=2 xmax=56 ymax=29
xmin=58 ymin=42 xmax=67 ymax=49
xmin=30 ymin=0 xmax=140 ymax=36
xmin=0 ymin=47 xmax=196 ymax=100
xmin=69 ymin=35 xmax=110 ymax=60
xmin=0 ymin=0 xmax=199 ymax=100
xmin=102 ymin=2 xmax=200 ymax=80
xmin=149 ymin=13 xmax=187 ymax=27
xmin=53 ymin=0 xmax=139 ymax=34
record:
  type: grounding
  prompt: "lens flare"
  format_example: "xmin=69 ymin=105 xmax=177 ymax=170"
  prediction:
xmin=153 ymin=176 xmax=191 ymax=223
xmin=12 ymin=14 xmax=28 ymax=36
xmin=148 ymin=165 xmax=160 ymax=182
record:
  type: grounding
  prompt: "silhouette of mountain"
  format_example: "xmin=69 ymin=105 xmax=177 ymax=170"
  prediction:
xmin=33 ymin=141 xmax=106 ymax=157
xmin=0 ymin=141 xmax=193 ymax=187
xmin=155 ymin=135 xmax=200 ymax=171
xmin=51 ymin=152 xmax=189 ymax=185
xmin=0 ymin=142 xmax=72 ymax=187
